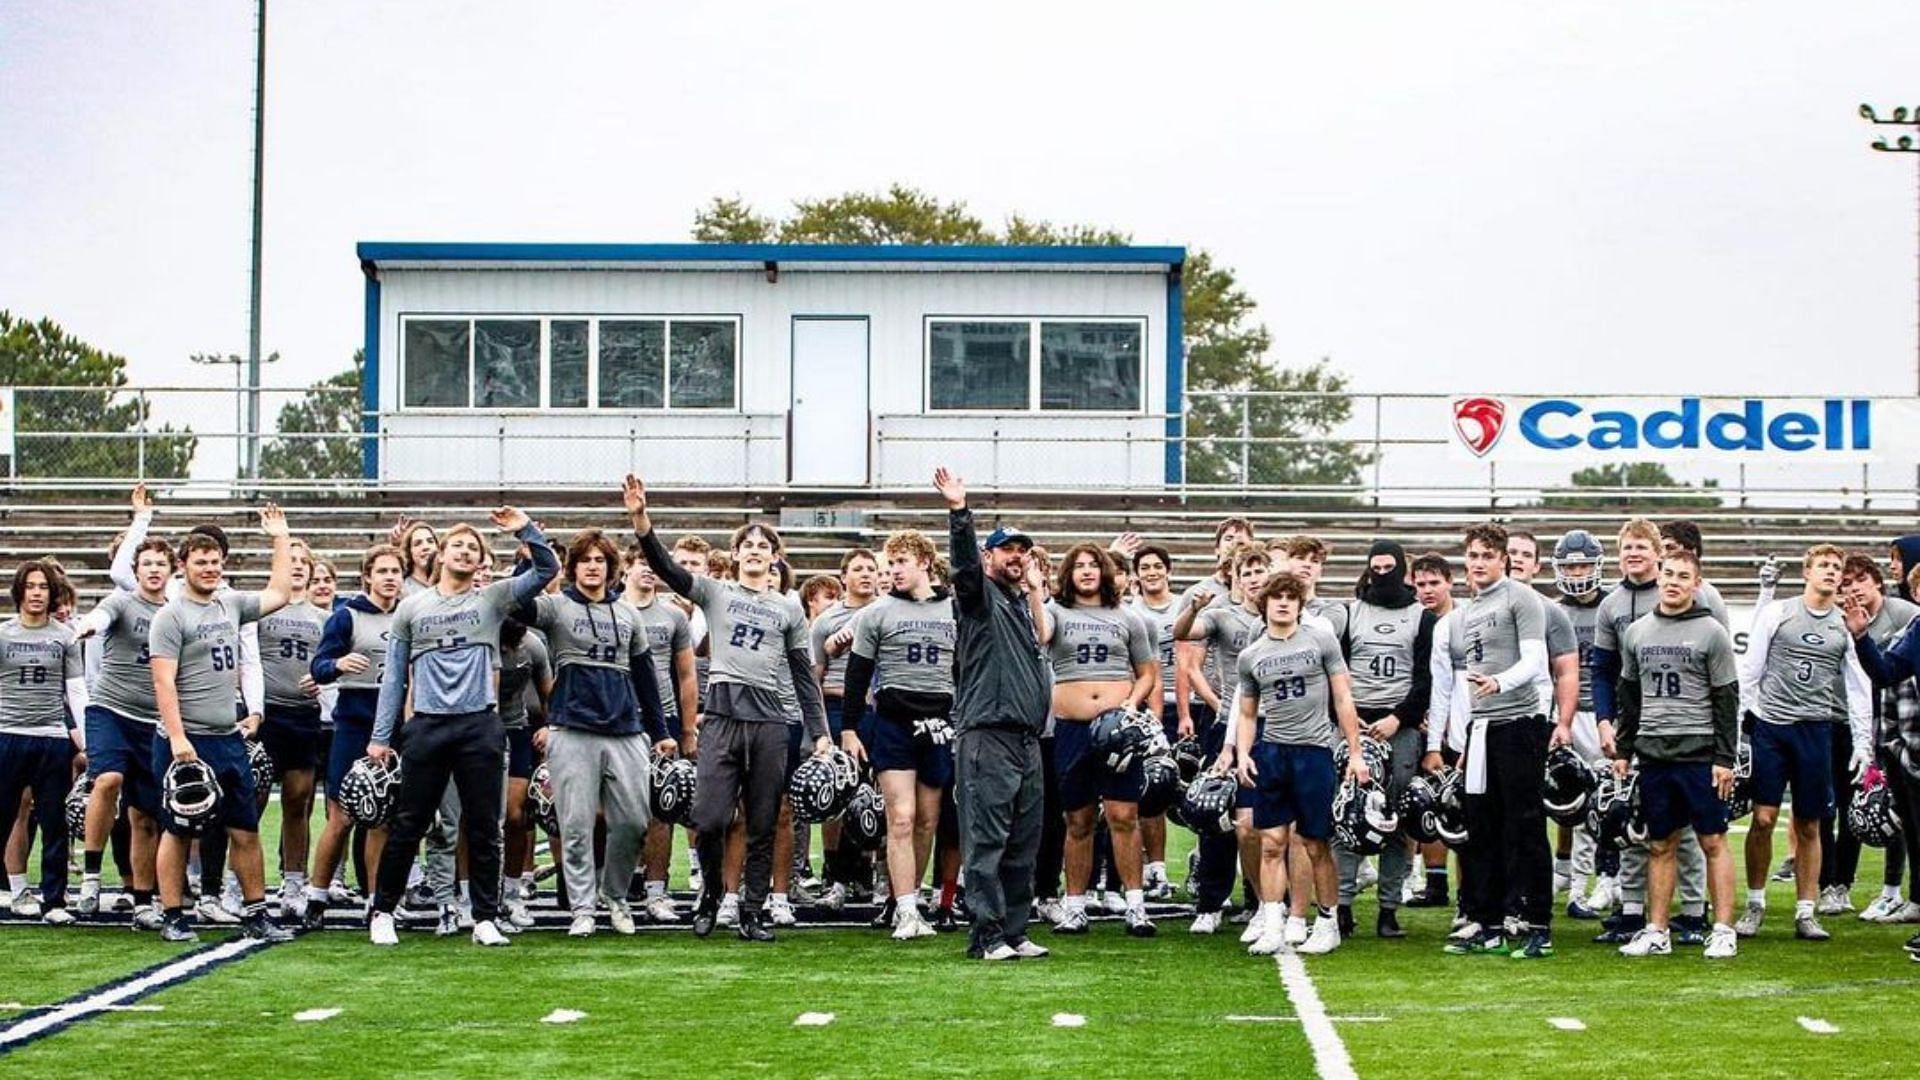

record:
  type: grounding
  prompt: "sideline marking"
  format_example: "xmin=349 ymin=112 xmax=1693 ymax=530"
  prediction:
xmin=793 ymin=1012 xmax=835 ymax=1027
xmin=1051 ymin=1013 xmax=1087 ymax=1028
xmin=1277 ymin=953 xmax=1357 ymax=1080
xmin=1548 ymin=1017 xmax=1587 ymax=1031
xmin=541 ymin=1009 xmax=587 ymax=1024
xmin=1797 ymin=1017 xmax=1839 ymax=1035
xmin=1227 ymin=1014 xmax=1389 ymax=1024
xmin=293 ymin=1008 xmax=341 ymax=1022
xmin=0 ymin=937 xmax=270 ymax=1054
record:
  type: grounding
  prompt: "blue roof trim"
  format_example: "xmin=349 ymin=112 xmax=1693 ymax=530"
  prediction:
xmin=1164 ymin=267 xmax=1184 ymax=486
xmin=361 ymin=275 xmax=380 ymax=480
xmin=356 ymin=242 xmax=1185 ymax=267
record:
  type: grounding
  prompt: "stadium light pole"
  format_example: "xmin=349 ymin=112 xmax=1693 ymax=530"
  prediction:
xmin=245 ymin=0 xmax=268 ymax=480
xmin=1860 ymin=103 xmax=1920 ymax=396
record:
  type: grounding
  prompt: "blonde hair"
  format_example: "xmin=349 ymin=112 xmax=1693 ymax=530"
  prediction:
xmin=1618 ymin=518 xmax=1661 ymax=549
xmin=882 ymin=529 xmax=939 ymax=568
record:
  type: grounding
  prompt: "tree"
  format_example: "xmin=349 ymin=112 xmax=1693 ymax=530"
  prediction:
xmin=259 ymin=351 xmax=364 ymax=482
xmin=1544 ymin=461 xmax=1723 ymax=511
xmin=0 ymin=311 xmax=194 ymax=480
xmin=692 ymin=187 xmax=1368 ymax=491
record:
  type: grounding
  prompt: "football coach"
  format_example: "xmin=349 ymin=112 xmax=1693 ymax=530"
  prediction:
xmin=935 ymin=467 xmax=1053 ymax=961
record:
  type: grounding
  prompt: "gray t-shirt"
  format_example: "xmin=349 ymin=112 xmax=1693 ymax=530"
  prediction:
xmin=1236 ymin=624 xmax=1347 ymax=746
xmin=498 ymin=632 xmax=551 ymax=730
xmin=1179 ymin=575 xmax=1234 ymax=700
xmin=1621 ymin=611 xmax=1737 ymax=740
xmin=87 ymin=591 xmax=166 ymax=722
xmin=258 ymin=600 xmax=327 ymax=710
xmin=148 ymin=592 xmax=265 ymax=736
xmin=683 ymin=575 xmax=811 ymax=724
xmin=1126 ymin=595 xmax=1181 ymax=699
xmin=1346 ymin=599 xmax=1423 ymax=711
xmin=0 ymin=618 xmax=82 ymax=737
xmin=1046 ymin=602 xmax=1155 ymax=684
xmin=1867 ymin=596 xmax=1920 ymax=647
xmin=809 ymin=600 xmax=863 ymax=695
xmin=1197 ymin=604 xmax=1265 ymax=704
xmin=1754 ymin=599 xmax=1857 ymax=725
xmin=1307 ymin=596 xmax=1350 ymax=642
xmin=377 ymin=549 xmax=550 ymax=740
xmin=630 ymin=597 xmax=692 ymax=720
xmin=1450 ymin=577 xmax=1548 ymax=723
xmin=852 ymin=593 xmax=957 ymax=697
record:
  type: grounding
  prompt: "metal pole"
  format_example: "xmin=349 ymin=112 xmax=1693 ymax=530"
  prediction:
xmin=245 ymin=0 xmax=267 ymax=480
xmin=1238 ymin=395 xmax=1250 ymax=488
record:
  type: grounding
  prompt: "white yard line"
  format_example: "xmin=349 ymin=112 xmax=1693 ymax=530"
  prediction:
xmin=541 ymin=1009 xmax=587 ymax=1024
xmin=1050 ymin=1013 xmax=1087 ymax=1028
xmin=1796 ymin=1017 xmax=1839 ymax=1034
xmin=293 ymin=1008 xmax=342 ymax=1022
xmin=1276 ymin=953 xmax=1358 ymax=1080
xmin=0 ymin=937 xmax=265 ymax=1050
xmin=1547 ymin=1017 xmax=1587 ymax=1031
xmin=793 ymin=1012 xmax=835 ymax=1027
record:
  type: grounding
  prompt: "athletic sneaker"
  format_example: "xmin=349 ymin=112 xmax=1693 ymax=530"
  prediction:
xmin=767 ymin=896 xmax=797 ymax=928
xmin=507 ymin=899 xmax=535 ymax=929
xmin=1297 ymin=918 xmax=1342 ymax=955
xmin=1445 ymin=919 xmax=1483 ymax=944
xmin=1553 ymin=869 xmax=1572 ymax=896
xmin=1890 ymin=901 xmax=1920 ymax=924
xmin=1355 ymin=860 xmax=1379 ymax=894
xmin=818 ymin=883 xmax=847 ymax=911
xmin=1859 ymin=894 xmax=1906 ymax=922
xmin=132 ymin=905 xmax=165 ymax=932
xmin=644 ymin=895 xmax=679 ymax=924
xmin=280 ymin=880 xmax=308 ymax=920
xmin=329 ymin=881 xmax=355 ymax=904
xmin=1442 ymin=927 xmax=1491 ymax=955
xmin=1671 ymin=914 xmax=1708 ymax=947
xmin=195 ymin=896 xmax=240 ymax=926
xmin=1010 ymin=938 xmax=1050 ymax=958
xmin=1247 ymin=926 xmax=1286 ymax=956
xmin=1125 ymin=908 xmax=1157 ymax=938
xmin=1618 ymin=927 xmax=1672 ymax=957
xmin=1734 ymin=903 xmax=1766 ymax=938
xmin=368 ymin=911 xmax=399 ymax=946
xmin=1052 ymin=907 xmax=1090 ymax=935
xmin=1035 ymin=898 xmax=1065 ymax=925
xmin=1704 ymin=926 xmax=1739 ymax=959
xmin=1585 ymin=876 xmax=1620 ymax=913
xmin=43 ymin=907 xmax=75 ymax=927
xmin=10 ymin=892 xmax=42 ymax=918
xmin=1283 ymin=916 xmax=1310 ymax=947
xmin=892 ymin=906 xmax=936 ymax=941
xmin=1099 ymin=891 xmax=1128 ymax=915
xmin=76 ymin=879 xmax=102 ymax=915
xmin=1190 ymin=911 xmax=1222 ymax=935
xmin=1238 ymin=907 xmax=1269 ymax=944
xmin=1793 ymin=915 xmax=1831 ymax=941
xmin=1594 ymin=912 xmax=1645 ymax=945
xmin=568 ymin=913 xmax=597 ymax=937
xmin=1816 ymin=885 xmax=1853 ymax=916
xmin=980 ymin=942 xmax=1019 ymax=961
xmin=472 ymin=919 xmax=510 ymax=946
xmin=1508 ymin=930 xmax=1554 ymax=959
xmin=242 ymin=913 xmax=294 ymax=943
xmin=1771 ymin=857 xmax=1796 ymax=882
xmin=435 ymin=905 xmax=462 ymax=937
xmin=1228 ymin=905 xmax=1255 ymax=925
xmin=160 ymin=912 xmax=198 ymax=944
xmin=607 ymin=898 xmax=637 ymax=935
xmin=220 ymin=878 xmax=245 ymax=920
xmin=456 ymin=901 xmax=475 ymax=930
xmin=494 ymin=913 xmax=521 ymax=936
xmin=716 ymin=894 xmax=740 ymax=928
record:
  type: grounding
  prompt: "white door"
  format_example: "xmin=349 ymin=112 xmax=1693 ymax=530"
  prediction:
xmin=789 ymin=317 xmax=870 ymax=485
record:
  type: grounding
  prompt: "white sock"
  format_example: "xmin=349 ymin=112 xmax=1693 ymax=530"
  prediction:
xmin=646 ymin=880 xmax=666 ymax=900
xmin=83 ymin=872 xmax=101 ymax=884
xmin=7 ymin=874 xmax=25 ymax=893
xmin=1125 ymin=888 xmax=1145 ymax=911
xmin=1749 ymin=888 xmax=1768 ymax=908
xmin=1794 ymin=899 xmax=1814 ymax=919
xmin=503 ymin=878 xmax=521 ymax=902
xmin=1064 ymin=894 xmax=1086 ymax=914
xmin=1147 ymin=861 xmax=1166 ymax=877
xmin=1881 ymin=885 xmax=1902 ymax=902
xmin=1713 ymin=921 xmax=1735 ymax=934
xmin=520 ymin=872 xmax=534 ymax=891
xmin=771 ymin=892 xmax=789 ymax=907
xmin=1554 ymin=857 xmax=1571 ymax=876
xmin=458 ymin=880 xmax=471 ymax=903
xmin=722 ymin=891 xmax=739 ymax=906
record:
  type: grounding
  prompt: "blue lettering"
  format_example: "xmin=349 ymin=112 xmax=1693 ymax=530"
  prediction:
xmin=1519 ymin=400 xmax=1581 ymax=449
xmin=1853 ymin=399 xmax=1871 ymax=449
xmin=1705 ymin=400 xmax=1763 ymax=451
xmin=1642 ymin=398 xmax=1699 ymax=449
xmin=1767 ymin=411 xmax=1817 ymax=452
xmin=1587 ymin=411 xmax=1638 ymax=450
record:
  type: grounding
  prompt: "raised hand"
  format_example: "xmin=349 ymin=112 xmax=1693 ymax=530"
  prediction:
xmin=1109 ymin=531 xmax=1143 ymax=558
xmin=489 ymin=506 xmax=530 ymax=532
xmin=932 ymin=467 xmax=966 ymax=510
xmin=623 ymin=473 xmax=652 ymax=532
xmin=259 ymin=503 xmax=289 ymax=538
xmin=1757 ymin=555 xmax=1780 ymax=590
xmin=131 ymin=482 xmax=153 ymax=513
xmin=388 ymin=514 xmax=415 ymax=546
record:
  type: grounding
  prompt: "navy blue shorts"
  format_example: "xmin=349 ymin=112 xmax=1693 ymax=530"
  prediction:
xmin=83 ymin=706 xmax=159 ymax=816
xmin=1053 ymin=717 xmax=1146 ymax=812
xmin=326 ymin=717 xmax=373 ymax=797
xmin=1751 ymin=721 xmax=1834 ymax=820
xmin=868 ymin=715 xmax=954 ymax=788
xmin=150 ymin=731 xmax=260 ymax=836
xmin=1250 ymin=742 xmax=1336 ymax=838
xmin=505 ymin=726 xmax=535 ymax=780
xmin=259 ymin=704 xmax=323 ymax=775
xmin=824 ymin=698 xmax=844 ymax=739
xmin=1160 ymin=701 xmax=1183 ymax=744
xmin=786 ymin=723 xmax=804 ymax=777
xmin=1639 ymin=760 xmax=1728 ymax=838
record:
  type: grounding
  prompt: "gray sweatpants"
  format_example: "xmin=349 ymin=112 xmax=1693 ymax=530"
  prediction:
xmin=691 ymin=716 xmax=790 ymax=910
xmin=548 ymin=727 xmax=654 ymax=914
xmin=425 ymin=785 xmax=461 ymax=905
xmin=1621 ymin=828 xmax=1707 ymax=910
xmin=1336 ymin=724 xmax=1424 ymax=907
xmin=956 ymin=727 xmax=1044 ymax=954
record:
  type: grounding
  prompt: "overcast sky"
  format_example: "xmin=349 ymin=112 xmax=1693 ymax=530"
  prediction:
xmin=6 ymin=1 xmax=1920 ymax=406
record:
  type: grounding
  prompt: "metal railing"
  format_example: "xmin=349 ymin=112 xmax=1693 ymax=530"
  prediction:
xmin=3 ymin=383 xmax=1917 ymax=509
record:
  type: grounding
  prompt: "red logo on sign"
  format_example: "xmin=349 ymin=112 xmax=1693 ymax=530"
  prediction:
xmin=1453 ymin=397 xmax=1507 ymax=457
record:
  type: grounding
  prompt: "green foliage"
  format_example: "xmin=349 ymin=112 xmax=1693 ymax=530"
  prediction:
xmin=259 ymin=352 xmax=364 ymax=481
xmin=693 ymin=187 xmax=1368 ymax=491
xmin=1546 ymin=461 xmax=1723 ymax=510
xmin=0 ymin=310 xmax=194 ymax=479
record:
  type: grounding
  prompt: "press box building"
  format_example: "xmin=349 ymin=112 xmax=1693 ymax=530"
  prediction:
xmin=356 ymin=243 xmax=1186 ymax=489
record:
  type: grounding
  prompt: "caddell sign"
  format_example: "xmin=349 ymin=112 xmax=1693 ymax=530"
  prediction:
xmin=1449 ymin=396 xmax=1875 ymax=461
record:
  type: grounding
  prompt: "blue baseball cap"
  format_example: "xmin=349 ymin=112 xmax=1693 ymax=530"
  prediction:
xmin=983 ymin=524 xmax=1032 ymax=551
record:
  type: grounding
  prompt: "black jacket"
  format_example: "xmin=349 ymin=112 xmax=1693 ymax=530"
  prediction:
xmin=947 ymin=508 xmax=1050 ymax=736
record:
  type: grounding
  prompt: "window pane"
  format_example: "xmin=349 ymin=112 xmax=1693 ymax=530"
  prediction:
xmin=403 ymin=320 xmax=470 ymax=408
xmin=929 ymin=321 xmax=1030 ymax=410
xmin=599 ymin=320 xmax=665 ymax=408
xmin=1040 ymin=322 xmax=1142 ymax=411
xmin=669 ymin=320 xmax=737 ymax=409
xmin=550 ymin=320 xmax=589 ymax=408
xmin=473 ymin=320 xmax=540 ymax=408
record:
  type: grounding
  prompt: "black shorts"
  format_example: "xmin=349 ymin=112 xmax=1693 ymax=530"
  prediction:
xmin=1053 ymin=717 xmax=1146 ymax=812
xmin=1640 ymin=759 xmax=1728 ymax=838
xmin=260 ymin=705 xmax=323 ymax=775
xmin=868 ymin=715 xmax=954 ymax=788
xmin=151 ymin=732 xmax=259 ymax=836
xmin=505 ymin=726 xmax=535 ymax=780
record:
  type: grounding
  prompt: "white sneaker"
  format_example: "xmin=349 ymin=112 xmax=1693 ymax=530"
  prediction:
xmin=112 ymin=892 xmax=136 ymax=912
xmin=11 ymin=892 xmax=42 ymax=918
xmin=369 ymin=912 xmax=399 ymax=946
xmin=77 ymin=879 xmax=102 ymax=915
xmin=457 ymin=900 xmax=476 ymax=930
xmin=1052 ymin=906 xmax=1089 ymax=934
xmin=132 ymin=905 xmax=165 ymax=932
xmin=1247 ymin=927 xmax=1286 ymax=955
xmin=1815 ymin=885 xmax=1853 ymax=916
xmin=1402 ymin=876 xmax=1420 ymax=905
xmin=329 ymin=881 xmax=354 ymax=904
xmin=767 ymin=896 xmax=797 ymax=928
xmin=1586 ymin=876 xmax=1620 ymax=913
xmin=892 ymin=906 xmax=929 ymax=941
xmin=1859 ymin=894 xmax=1906 ymax=922
xmin=1553 ymin=870 xmax=1572 ymax=896
xmin=220 ymin=878 xmax=245 ymax=919
xmin=1704 ymin=926 xmax=1739 ymax=959
xmin=1283 ymin=916 xmax=1310 ymax=947
xmin=1191 ymin=911 xmax=1222 ymax=935
xmin=195 ymin=896 xmax=240 ymax=925
xmin=1734 ymin=903 xmax=1765 ymax=938
xmin=606 ymin=898 xmax=637 ymax=935
xmin=645 ymin=896 xmax=679 ymax=923
xmin=1036 ymin=898 xmax=1065 ymax=924
xmin=1891 ymin=901 xmax=1920 ymax=924
xmin=818 ymin=883 xmax=847 ymax=911
xmin=1446 ymin=919 xmax=1483 ymax=943
xmin=1011 ymin=939 xmax=1050 ymax=958
xmin=280 ymin=882 xmax=308 ymax=920
xmin=1100 ymin=891 xmax=1128 ymax=915
xmin=507 ymin=900 xmax=535 ymax=929
xmin=471 ymin=919 xmax=510 ymax=947
xmin=1356 ymin=860 xmax=1379 ymax=894
xmin=1238 ymin=907 xmax=1270 ymax=944
xmin=980 ymin=942 xmax=1019 ymax=961
xmin=0 ymin=889 xmax=11 ymax=909
xmin=716 ymin=895 xmax=739 ymax=928
xmin=568 ymin=913 xmax=596 ymax=938
xmin=43 ymin=907 xmax=76 ymax=926
xmin=1297 ymin=917 xmax=1342 ymax=955
xmin=1619 ymin=926 xmax=1672 ymax=957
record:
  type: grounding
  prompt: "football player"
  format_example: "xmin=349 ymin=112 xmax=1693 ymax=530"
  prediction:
xmin=254 ymin=538 xmax=328 ymax=918
xmin=0 ymin=560 xmax=87 ymax=925
xmin=623 ymin=550 xmax=695 ymax=923
xmin=1837 ymin=556 xmax=1920 ymax=922
xmin=1409 ymin=552 xmax=1460 ymax=909
xmin=812 ymin=549 xmax=880 ymax=907
xmin=1504 ymin=532 xmax=1582 ymax=899
xmin=1126 ymin=545 xmax=1184 ymax=899
xmin=1544 ymin=530 xmax=1616 ymax=918
xmin=1611 ymin=551 xmax=1741 ymax=959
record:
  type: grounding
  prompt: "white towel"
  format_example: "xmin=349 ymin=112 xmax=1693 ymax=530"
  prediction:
xmin=1464 ymin=716 xmax=1490 ymax=795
